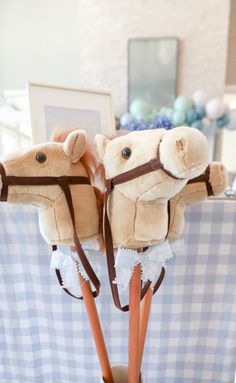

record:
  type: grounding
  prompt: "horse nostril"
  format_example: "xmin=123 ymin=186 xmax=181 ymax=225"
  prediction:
xmin=176 ymin=139 xmax=185 ymax=152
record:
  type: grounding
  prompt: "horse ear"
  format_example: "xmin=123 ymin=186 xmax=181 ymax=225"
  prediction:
xmin=94 ymin=134 xmax=110 ymax=161
xmin=63 ymin=129 xmax=87 ymax=163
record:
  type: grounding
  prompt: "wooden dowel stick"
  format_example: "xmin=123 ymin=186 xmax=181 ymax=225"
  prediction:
xmin=139 ymin=287 xmax=153 ymax=371
xmin=128 ymin=264 xmax=142 ymax=383
xmin=79 ymin=273 xmax=114 ymax=383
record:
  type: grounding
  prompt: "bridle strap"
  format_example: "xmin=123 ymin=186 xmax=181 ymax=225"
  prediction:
xmin=187 ymin=164 xmax=213 ymax=196
xmin=0 ymin=163 xmax=8 ymax=202
xmin=109 ymin=156 xmax=184 ymax=189
xmin=56 ymin=177 xmax=100 ymax=298
xmin=0 ymin=167 xmax=91 ymax=201
xmin=52 ymin=178 xmax=101 ymax=299
xmin=0 ymin=163 xmax=100 ymax=299
xmin=55 ymin=266 xmax=85 ymax=300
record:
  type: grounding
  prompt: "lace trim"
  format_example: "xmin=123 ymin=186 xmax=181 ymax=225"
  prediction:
xmin=113 ymin=239 xmax=184 ymax=291
xmin=51 ymin=246 xmax=102 ymax=295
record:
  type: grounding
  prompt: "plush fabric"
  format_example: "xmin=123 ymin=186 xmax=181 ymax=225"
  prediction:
xmin=168 ymin=161 xmax=228 ymax=239
xmin=0 ymin=130 xmax=100 ymax=246
xmin=95 ymin=127 xmax=227 ymax=248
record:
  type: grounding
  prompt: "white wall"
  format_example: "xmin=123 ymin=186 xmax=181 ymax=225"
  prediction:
xmin=0 ymin=0 xmax=231 ymax=116
xmin=79 ymin=0 xmax=230 ymax=115
xmin=226 ymin=0 xmax=236 ymax=85
xmin=0 ymin=0 xmax=80 ymax=89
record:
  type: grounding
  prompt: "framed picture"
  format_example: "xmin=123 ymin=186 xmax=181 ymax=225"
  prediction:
xmin=27 ymin=82 xmax=115 ymax=144
xmin=128 ymin=37 xmax=178 ymax=109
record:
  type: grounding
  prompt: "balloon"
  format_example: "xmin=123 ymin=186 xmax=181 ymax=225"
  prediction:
xmin=192 ymin=90 xmax=208 ymax=107
xmin=137 ymin=113 xmax=148 ymax=121
xmin=191 ymin=120 xmax=204 ymax=130
xmin=159 ymin=107 xmax=168 ymax=115
xmin=129 ymin=99 xmax=151 ymax=118
xmin=195 ymin=106 xmax=206 ymax=119
xmin=216 ymin=113 xmax=230 ymax=128
xmin=205 ymin=98 xmax=226 ymax=120
xmin=120 ymin=113 xmax=134 ymax=127
xmin=164 ymin=107 xmax=174 ymax=121
xmin=186 ymin=107 xmax=198 ymax=124
xmin=148 ymin=108 xmax=160 ymax=120
xmin=174 ymin=95 xmax=193 ymax=112
xmin=172 ymin=110 xmax=186 ymax=126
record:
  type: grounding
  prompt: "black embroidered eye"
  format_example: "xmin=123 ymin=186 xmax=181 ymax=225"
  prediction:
xmin=36 ymin=152 xmax=47 ymax=163
xmin=122 ymin=147 xmax=132 ymax=159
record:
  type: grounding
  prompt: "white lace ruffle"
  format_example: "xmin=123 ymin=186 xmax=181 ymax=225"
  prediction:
xmin=113 ymin=239 xmax=184 ymax=291
xmin=51 ymin=246 xmax=102 ymax=295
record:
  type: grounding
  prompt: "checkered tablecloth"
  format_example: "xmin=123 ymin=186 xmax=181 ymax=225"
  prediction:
xmin=0 ymin=200 xmax=236 ymax=383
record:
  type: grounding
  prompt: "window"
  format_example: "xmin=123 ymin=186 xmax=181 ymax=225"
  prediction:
xmin=0 ymin=90 xmax=31 ymax=155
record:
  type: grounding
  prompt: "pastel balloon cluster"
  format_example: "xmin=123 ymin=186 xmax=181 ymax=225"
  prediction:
xmin=120 ymin=92 xmax=230 ymax=131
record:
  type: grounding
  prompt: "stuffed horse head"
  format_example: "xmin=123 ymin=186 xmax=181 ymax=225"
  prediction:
xmin=95 ymin=126 xmax=209 ymax=248
xmin=0 ymin=129 xmax=100 ymax=247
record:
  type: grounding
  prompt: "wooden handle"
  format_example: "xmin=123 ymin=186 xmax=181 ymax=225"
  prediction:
xmin=139 ymin=287 xmax=153 ymax=370
xmin=79 ymin=273 xmax=114 ymax=383
xmin=128 ymin=264 xmax=141 ymax=383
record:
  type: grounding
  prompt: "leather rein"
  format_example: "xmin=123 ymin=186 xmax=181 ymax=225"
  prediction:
xmin=0 ymin=162 xmax=100 ymax=300
xmin=104 ymin=146 xmax=185 ymax=312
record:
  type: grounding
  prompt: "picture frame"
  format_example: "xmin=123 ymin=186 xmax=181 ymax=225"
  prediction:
xmin=27 ymin=82 xmax=116 ymax=144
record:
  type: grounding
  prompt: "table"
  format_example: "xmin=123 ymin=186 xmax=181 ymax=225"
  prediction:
xmin=0 ymin=200 xmax=236 ymax=383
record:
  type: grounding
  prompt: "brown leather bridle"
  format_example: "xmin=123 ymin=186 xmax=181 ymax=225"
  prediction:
xmin=103 ymin=145 xmax=185 ymax=312
xmin=0 ymin=162 xmax=100 ymax=299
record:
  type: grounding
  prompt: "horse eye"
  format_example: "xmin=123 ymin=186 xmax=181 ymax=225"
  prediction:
xmin=122 ymin=147 xmax=132 ymax=159
xmin=36 ymin=152 xmax=47 ymax=163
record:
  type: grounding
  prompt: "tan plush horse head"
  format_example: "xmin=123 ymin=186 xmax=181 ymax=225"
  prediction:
xmin=0 ymin=129 xmax=100 ymax=247
xmin=95 ymin=126 xmax=209 ymax=248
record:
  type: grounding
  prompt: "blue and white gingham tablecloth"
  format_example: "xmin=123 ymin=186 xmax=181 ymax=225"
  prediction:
xmin=0 ymin=200 xmax=236 ymax=383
